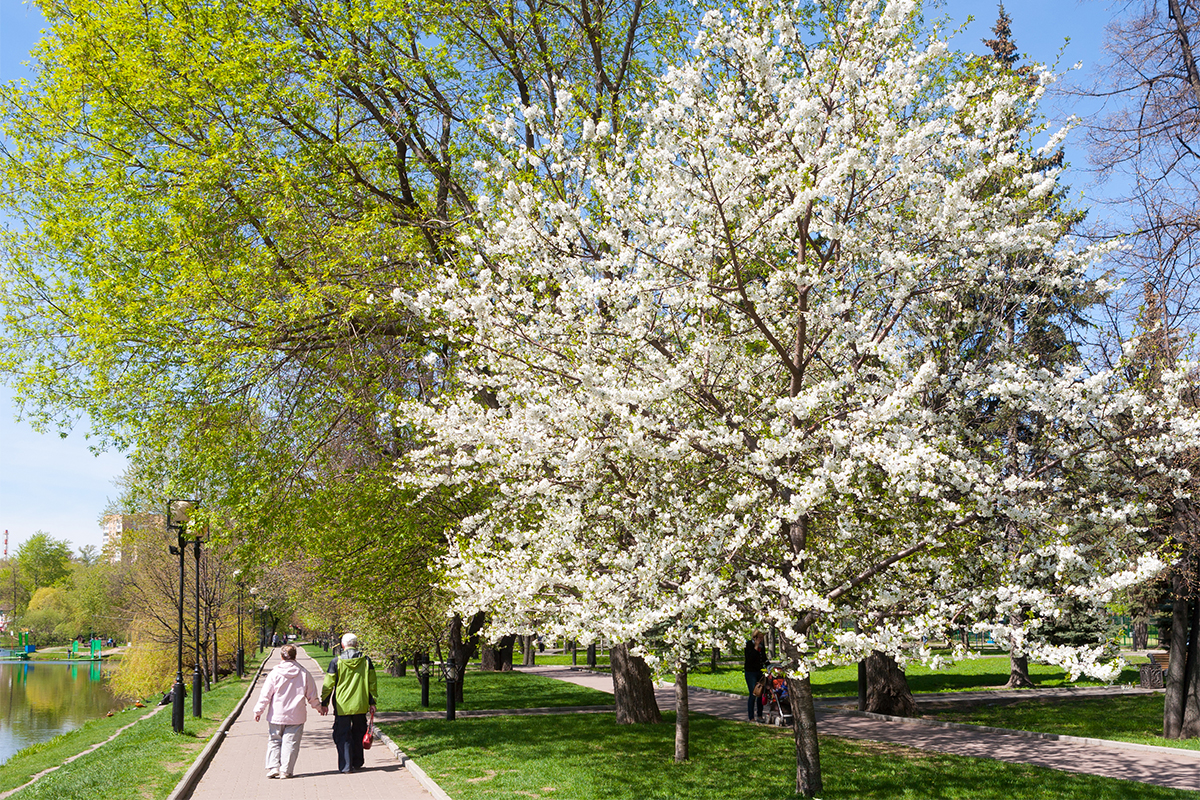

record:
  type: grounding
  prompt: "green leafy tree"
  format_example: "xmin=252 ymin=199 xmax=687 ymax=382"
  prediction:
xmin=0 ymin=0 xmax=693 ymax=708
xmin=67 ymin=559 xmax=128 ymax=641
xmin=16 ymin=532 xmax=72 ymax=596
xmin=24 ymin=586 xmax=72 ymax=643
xmin=0 ymin=560 xmax=27 ymax=620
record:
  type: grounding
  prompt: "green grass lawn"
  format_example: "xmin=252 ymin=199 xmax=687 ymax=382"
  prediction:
xmin=381 ymin=711 xmax=1198 ymax=799
xmin=301 ymin=645 xmax=613 ymax=711
xmin=926 ymin=693 xmax=1200 ymax=751
xmin=3 ymin=651 xmax=265 ymax=800
xmin=687 ymin=657 xmax=1142 ymax=697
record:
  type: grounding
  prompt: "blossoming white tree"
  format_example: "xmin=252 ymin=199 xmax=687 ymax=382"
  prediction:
xmin=396 ymin=0 xmax=1200 ymax=793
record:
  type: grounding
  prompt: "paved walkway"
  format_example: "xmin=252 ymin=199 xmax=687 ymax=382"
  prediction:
xmin=814 ymin=683 xmax=1164 ymax=710
xmin=521 ymin=666 xmax=1200 ymax=792
xmin=188 ymin=647 xmax=435 ymax=800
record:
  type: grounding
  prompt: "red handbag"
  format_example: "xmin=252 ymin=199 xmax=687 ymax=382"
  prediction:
xmin=362 ymin=709 xmax=374 ymax=750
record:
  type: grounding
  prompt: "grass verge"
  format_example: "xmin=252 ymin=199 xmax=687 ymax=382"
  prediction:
xmin=302 ymin=645 xmax=613 ymax=711
xmin=381 ymin=712 xmax=1198 ymax=799
xmin=926 ymin=693 xmax=1200 ymax=751
xmin=521 ymin=653 xmax=613 ymax=669
xmin=687 ymin=657 xmax=1142 ymax=697
xmin=3 ymin=651 xmax=265 ymax=800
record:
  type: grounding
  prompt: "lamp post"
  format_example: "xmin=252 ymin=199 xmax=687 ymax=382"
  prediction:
xmin=234 ymin=572 xmax=245 ymax=678
xmin=442 ymin=657 xmax=457 ymax=721
xmin=192 ymin=533 xmax=203 ymax=717
xmin=248 ymin=587 xmax=261 ymax=654
xmin=166 ymin=499 xmax=199 ymax=734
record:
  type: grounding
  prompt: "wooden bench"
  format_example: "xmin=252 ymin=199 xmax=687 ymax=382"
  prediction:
xmin=1139 ymin=651 xmax=1170 ymax=689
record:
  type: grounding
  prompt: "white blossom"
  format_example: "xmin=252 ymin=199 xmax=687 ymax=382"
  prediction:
xmin=395 ymin=0 xmax=1200 ymax=683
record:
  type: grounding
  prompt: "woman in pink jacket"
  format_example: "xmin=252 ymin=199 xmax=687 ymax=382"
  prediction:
xmin=253 ymin=644 xmax=323 ymax=779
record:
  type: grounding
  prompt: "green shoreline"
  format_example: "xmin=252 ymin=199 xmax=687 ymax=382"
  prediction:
xmin=0 ymin=650 xmax=265 ymax=800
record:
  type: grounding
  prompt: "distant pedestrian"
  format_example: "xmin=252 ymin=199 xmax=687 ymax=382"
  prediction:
xmin=320 ymin=633 xmax=378 ymax=774
xmin=254 ymin=644 xmax=322 ymax=779
xmin=744 ymin=630 xmax=767 ymax=722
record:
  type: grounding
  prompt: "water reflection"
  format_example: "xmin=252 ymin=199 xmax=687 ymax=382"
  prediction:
xmin=0 ymin=661 xmax=124 ymax=765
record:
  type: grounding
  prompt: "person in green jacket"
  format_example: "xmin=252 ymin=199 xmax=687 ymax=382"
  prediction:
xmin=320 ymin=632 xmax=378 ymax=773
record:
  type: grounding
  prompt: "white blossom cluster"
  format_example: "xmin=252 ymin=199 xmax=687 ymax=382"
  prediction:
xmin=393 ymin=0 xmax=1200 ymax=678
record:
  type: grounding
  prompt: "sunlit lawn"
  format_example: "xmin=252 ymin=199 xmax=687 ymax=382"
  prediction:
xmin=686 ymin=656 xmax=1142 ymax=697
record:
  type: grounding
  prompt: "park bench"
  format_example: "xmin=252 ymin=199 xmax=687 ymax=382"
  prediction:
xmin=1139 ymin=651 xmax=1169 ymax=689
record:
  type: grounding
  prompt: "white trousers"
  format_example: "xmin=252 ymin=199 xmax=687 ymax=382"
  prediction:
xmin=265 ymin=722 xmax=305 ymax=776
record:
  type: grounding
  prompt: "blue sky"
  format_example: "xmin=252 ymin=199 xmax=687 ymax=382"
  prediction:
xmin=1 ymin=1 xmax=127 ymax=555
xmin=0 ymin=0 xmax=1119 ymax=553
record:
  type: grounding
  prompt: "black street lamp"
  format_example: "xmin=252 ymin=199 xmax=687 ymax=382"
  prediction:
xmin=192 ymin=533 xmax=204 ymax=717
xmin=418 ymin=653 xmax=430 ymax=707
xmin=235 ymin=572 xmax=245 ymax=678
xmin=442 ymin=657 xmax=457 ymax=721
xmin=248 ymin=587 xmax=262 ymax=654
xmin=166 ymin=499 xmax=199 ymax=734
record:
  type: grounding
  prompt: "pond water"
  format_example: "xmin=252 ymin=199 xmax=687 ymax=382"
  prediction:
xmin=0 ymin=660 xmax=125 ymax=765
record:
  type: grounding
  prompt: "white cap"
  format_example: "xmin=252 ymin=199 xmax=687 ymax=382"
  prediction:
xmin=341 ymin=633 xmax=358 ymax=649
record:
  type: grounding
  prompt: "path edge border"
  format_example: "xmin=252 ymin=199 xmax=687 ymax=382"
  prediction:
xmin=166 ymin=655 xmax=272 ymax=800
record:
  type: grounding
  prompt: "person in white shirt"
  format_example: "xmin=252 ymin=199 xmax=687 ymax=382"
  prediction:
xmin=253 ymin=644 xmax=324 ymax=779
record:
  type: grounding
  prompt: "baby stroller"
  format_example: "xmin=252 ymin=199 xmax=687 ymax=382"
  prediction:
xmin=757 ymin=666 xmax=793 ymax=727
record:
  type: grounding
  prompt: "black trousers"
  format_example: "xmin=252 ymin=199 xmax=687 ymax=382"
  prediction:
xmin=331 ymin=713 xmax=367 ymax=772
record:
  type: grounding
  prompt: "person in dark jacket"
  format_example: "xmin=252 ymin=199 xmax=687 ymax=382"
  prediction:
xmin=743 ymin=630 xmax=768 ymax=722
xmin=320 ymin=633 xmax=378 ymax=773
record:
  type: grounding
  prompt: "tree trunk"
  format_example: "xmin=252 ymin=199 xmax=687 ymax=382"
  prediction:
xmin=1132 ymin=619 xmax=1149 ymax=651
xmin=1164 ymin=589 xmax=1189 ymax=738
xmin=864 ymin=651 xmax=918 ymax=717
xmin=481 ymin=634 xmax=516 ymax=671
xmin=785 ymin=675 xmax=823 ymax=797
xmin=448 ymin=612 xmax=486 ymax=704
xmin=610 ymin=642 xmax=661 ymax=724
xmin=521 ymin=634 xmax=536 ymax=666
xmin=856 ymin=659 xmax=867 ymax=711
xmin=674 ymin=665 xmax=689 ymax=762
xmin=1004 ymin=652 xmax=1035 ymax=689
xmin=1180 ymin=598 xmax=1200 ymax=737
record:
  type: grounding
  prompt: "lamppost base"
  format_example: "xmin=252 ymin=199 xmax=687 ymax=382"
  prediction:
xmin=171 ymin=679 xmax=186 ymax=733
xmin=236 ymin=647 xmax=245 ymax=678
xmin=192 ymin=669 xmax=203 ymax=717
